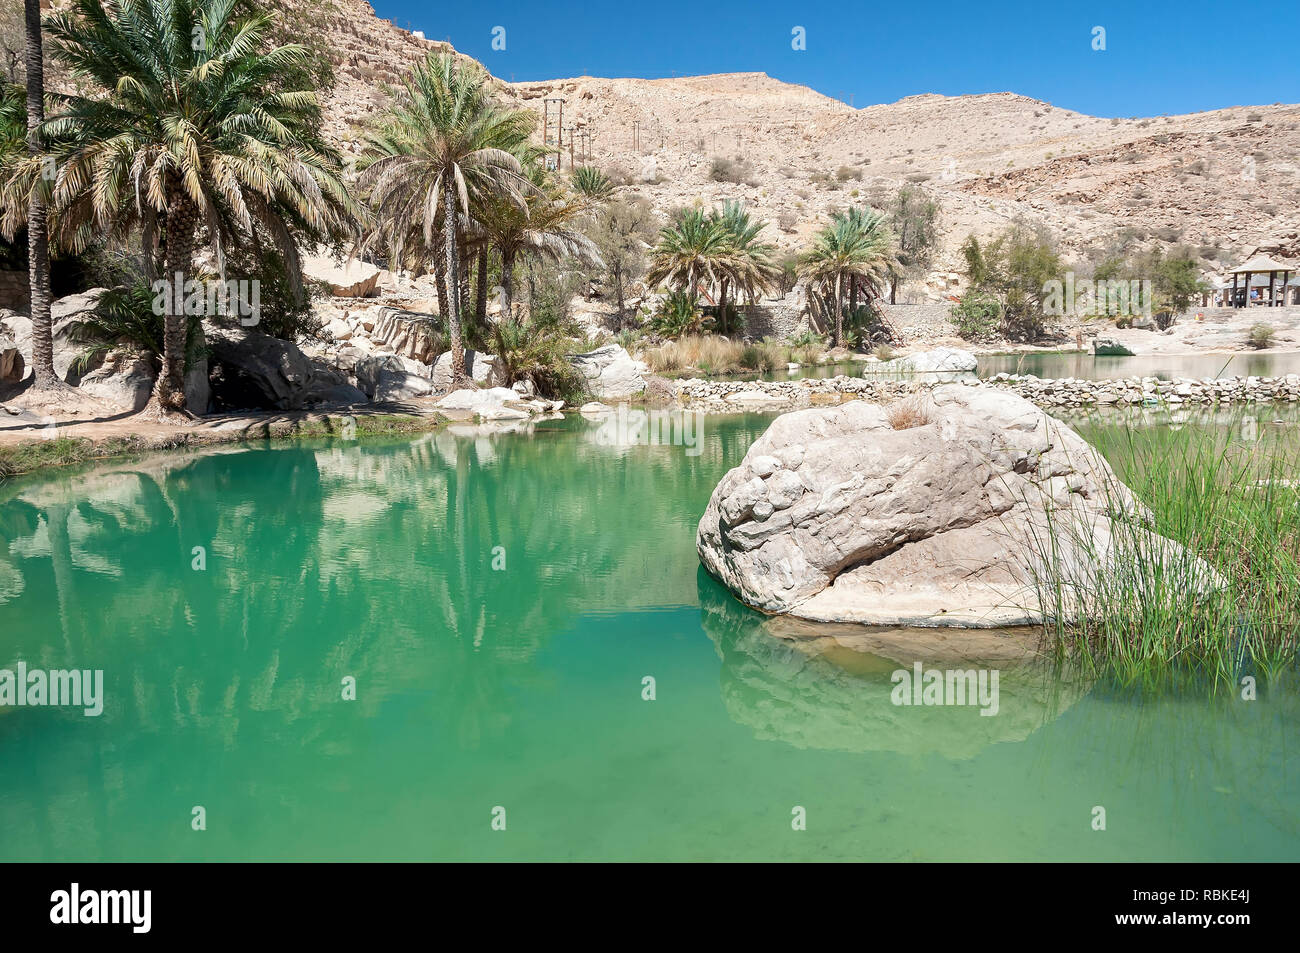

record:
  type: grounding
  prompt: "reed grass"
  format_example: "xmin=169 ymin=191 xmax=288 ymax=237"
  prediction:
xmin=1031 ymin=419 xmax=1300 ymax=692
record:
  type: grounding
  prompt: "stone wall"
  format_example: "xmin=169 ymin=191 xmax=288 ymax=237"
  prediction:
xmin=740 ymin=291 xmax=808 ymax=341
xmin=671 ymin=372 xmax=1300 ymax=412
xmin=0 ymin=270 xmax=29 ymax=311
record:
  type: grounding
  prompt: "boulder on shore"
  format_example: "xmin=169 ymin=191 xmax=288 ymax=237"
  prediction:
xmin=1093 ymin=337 xmax=1135 ymax=356
xmin=569 ymin=343 xmax=647 ymax=399
xmin=879 ymin=346 xmax=978 ymax=374
xmin=78 ymin=349 xmax=157 ymax=411
xmin=697 ymin=385 xmax=1221 ymax=627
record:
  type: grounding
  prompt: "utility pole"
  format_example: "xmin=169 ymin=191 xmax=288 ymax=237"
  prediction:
xmin=578 ymin=130 xmax=591 ymax=162
xmin=631 ymin=120 xmax=641 ymax=152
xmin=565 ymin=125 xmax=576 ymax=169
xmin=543 ymin=97 xmax=565 ymax=170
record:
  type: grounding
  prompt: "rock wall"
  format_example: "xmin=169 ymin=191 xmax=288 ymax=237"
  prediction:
xmin=0 ymin=270 xmax=30 ymax=311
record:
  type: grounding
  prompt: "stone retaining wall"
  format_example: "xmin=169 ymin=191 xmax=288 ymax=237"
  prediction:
xmin=672 ymin=372 xmax=1300 ymax=412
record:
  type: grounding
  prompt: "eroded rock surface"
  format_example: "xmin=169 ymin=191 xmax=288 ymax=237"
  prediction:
xmin=697 ymin=384 xmax=1219 ymax=627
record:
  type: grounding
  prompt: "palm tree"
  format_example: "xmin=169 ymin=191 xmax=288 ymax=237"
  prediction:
xmin=798 ymin=207 xmax=896 ymax=347
xmin=360 ymin=53 xmax=532 ymax=382
xmin=476 ymin=159 xmax=601 ymax=323
xmin=33 ymin=0 xmax=354 ymax=415
xmin=708 ymin=200 xmax=777 ymax=334
xmin=22 ymin=0 xmax=54 ymax=388
xmin=646 ymin=208 xmax=731 ymax=302
xmin=571 ymin=165 xmax=613 ymax=205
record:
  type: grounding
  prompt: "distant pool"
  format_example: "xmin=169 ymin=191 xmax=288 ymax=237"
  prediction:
xmin=976 ymin=350 xmax=1300 ymax=381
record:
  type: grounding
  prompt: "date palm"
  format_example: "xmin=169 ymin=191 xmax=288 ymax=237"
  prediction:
xmin=646 ymin=208 xmax=731 ymax=301
xmin=709 ymin=200 xmax=777 ymax=335
xmin=360 ymin=52 xmax=532 ymax=382
xmin=28 ymin=0 xmax=355 ymax=415
xmin=799 ymin=207 xmax=896 ymax=346
xmin=22 ymin=0 xmax=55 ymax=388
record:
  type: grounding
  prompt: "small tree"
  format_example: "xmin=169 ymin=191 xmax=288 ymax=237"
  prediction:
xmin=587 ymin=195 xmax=655 ymax=327
xmin=886 ymin=185 xmax=940 ymax=303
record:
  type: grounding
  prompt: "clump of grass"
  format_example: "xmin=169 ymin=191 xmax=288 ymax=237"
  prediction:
xmin=1031 ymin=421 xmax=1300 ymax=692
xmin=1247 ymin=323 xmax=1275 ymax=349
xmin=884 ymin=396 xmax=931 ymax=430
xmin=872 ymin=343 xmax=896 ymax=362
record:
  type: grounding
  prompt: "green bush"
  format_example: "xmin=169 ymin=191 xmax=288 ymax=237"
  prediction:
xmin=1248 ymin=323 xmax=1275 ymax=349
xmin=650 ymin=290 xmax=708 ymax=339
xmin=950 ymin=293 xmax=1002 ymax=342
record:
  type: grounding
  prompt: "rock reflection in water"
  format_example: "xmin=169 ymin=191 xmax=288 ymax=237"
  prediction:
xmin=698 ymin=569 xmax=1085 ymax=758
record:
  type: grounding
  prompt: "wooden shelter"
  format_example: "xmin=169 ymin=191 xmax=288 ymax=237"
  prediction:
xmin=1227 ymin=254 xmax=1293 ymax=307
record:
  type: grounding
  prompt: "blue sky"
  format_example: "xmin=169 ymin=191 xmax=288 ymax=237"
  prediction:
xmin=370 ymin=0 xmax=1299 ymax=117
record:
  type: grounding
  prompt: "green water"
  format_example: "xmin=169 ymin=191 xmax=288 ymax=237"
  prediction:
xmin=976 ymin=349 xmax=1300 ymax=381
xmin=1 ymin=413 xmax=1297 ymax=861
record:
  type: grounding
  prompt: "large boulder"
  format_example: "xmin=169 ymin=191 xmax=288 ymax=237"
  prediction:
xmin=436 ymin=386 xmax=531 ymax=420
xmin=77 ymin=349 xmax=158 ymax=411
xmin=431 ymin=348 xmax=501 ymax=390
xmin=302 ymin=253 xmax=380 ymax=297
xmin=1 ymin=346 xmax=22 ymax=383
xmin=207 ymin=325 xmax=325 ymax=410
xmin=569 ymin=343 xmax=647 ymax=399
xmin=880 ymin=346 xmax=977 ymax=374
xmin=1093 ymin=337 xmax=1135 ymax=356
xmin=697 ymin=385 xmax=1221 ymax=627
xmin=354 ymin=354 xmax=434 ymax=401
xmin=3 ymin=290 xmax=108 ymax=383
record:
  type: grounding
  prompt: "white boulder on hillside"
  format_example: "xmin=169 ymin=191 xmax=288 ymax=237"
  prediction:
xmin=697 ymin=385 xmax=1221 ymax=627
xmin=570 ymin=344 xmax=647 ymax=399
xmin=302 ymin=253 xmax=381 ymax=298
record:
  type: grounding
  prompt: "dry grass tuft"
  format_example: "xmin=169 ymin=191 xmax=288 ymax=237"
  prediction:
xmin=884 ymin=396 xmax=933 ymax=430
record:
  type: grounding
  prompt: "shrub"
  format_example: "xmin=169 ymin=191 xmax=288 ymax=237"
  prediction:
xmin=650 ymin=290 xmax=708 ymax=339
xmin=1248 ymin=323 xmax=1275 ymax=349
xmin=950 ymin=293 xmax=1002 ymax=342
xmin=489 ymin=319 xmax=587 ymax=401
xmin=709 ymin=156 xmax=754 ymax=185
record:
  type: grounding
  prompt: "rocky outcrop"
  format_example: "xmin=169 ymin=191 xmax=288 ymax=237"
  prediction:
xmin=371 ymin=306 xmax=442 ymax=363
xmin=431 ymin=349 xmax=501 ymax=390
xmin=77 ymin=350 xmax=158 ymax=411
xmin=302 ymin=252 xmax=381 ymax=297
xmin=354 ymin=354 xmax=434 ymax=401
xmin=697 ymin=385 xmax=1221 ymax=627
xmin=207 ymin=325 xmax=350 ymax=410
xmin=569 ymin=343 xmax=647 ymax=399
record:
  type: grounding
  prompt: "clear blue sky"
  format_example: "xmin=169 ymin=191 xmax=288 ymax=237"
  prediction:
xmin=370 ymin=0 xmax=1299 ymax=117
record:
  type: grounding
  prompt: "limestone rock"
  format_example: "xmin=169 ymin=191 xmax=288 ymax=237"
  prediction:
xmin=431 ymin=349 xmax=501 ymax=389
xmin=77 ymin=350 xmax=158 ymax=411
xmin=697 ymin=384 xmax=1221 ymax=627
xmin=302 ymin=253 xmax=380 ymax=297
xmin=569 ymin=344 xmax=647 ymax=399
xmin=880 ymin=346 xmax=978 ymax=374
xmin=354 ymin=354 xmax=434 ymax=401
xmin=0 ymin=346 xmax=22 ymax=383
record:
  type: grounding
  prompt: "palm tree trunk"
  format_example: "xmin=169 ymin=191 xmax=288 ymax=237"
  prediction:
xmin=24 ymin=0 xmax=55 ymax=388
xmin=434 ymin=254 xmax=450 ymax=324
xmin=499 ymin=246 xmax=515 ymax=322
xmin=850 ymin=276 xmax=858 ymax=316
xmin=474 ymin=247 xmax=489 ymax=327
xmin=153 ymin=184 xmax=197 ymax=413
xmin=718 ymin=279 xmax=729 ymax=336
xmin=833 ymin=273 xmax=843 ymax=347
xmin=442 ymin=173 xmax=465 ymax=380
